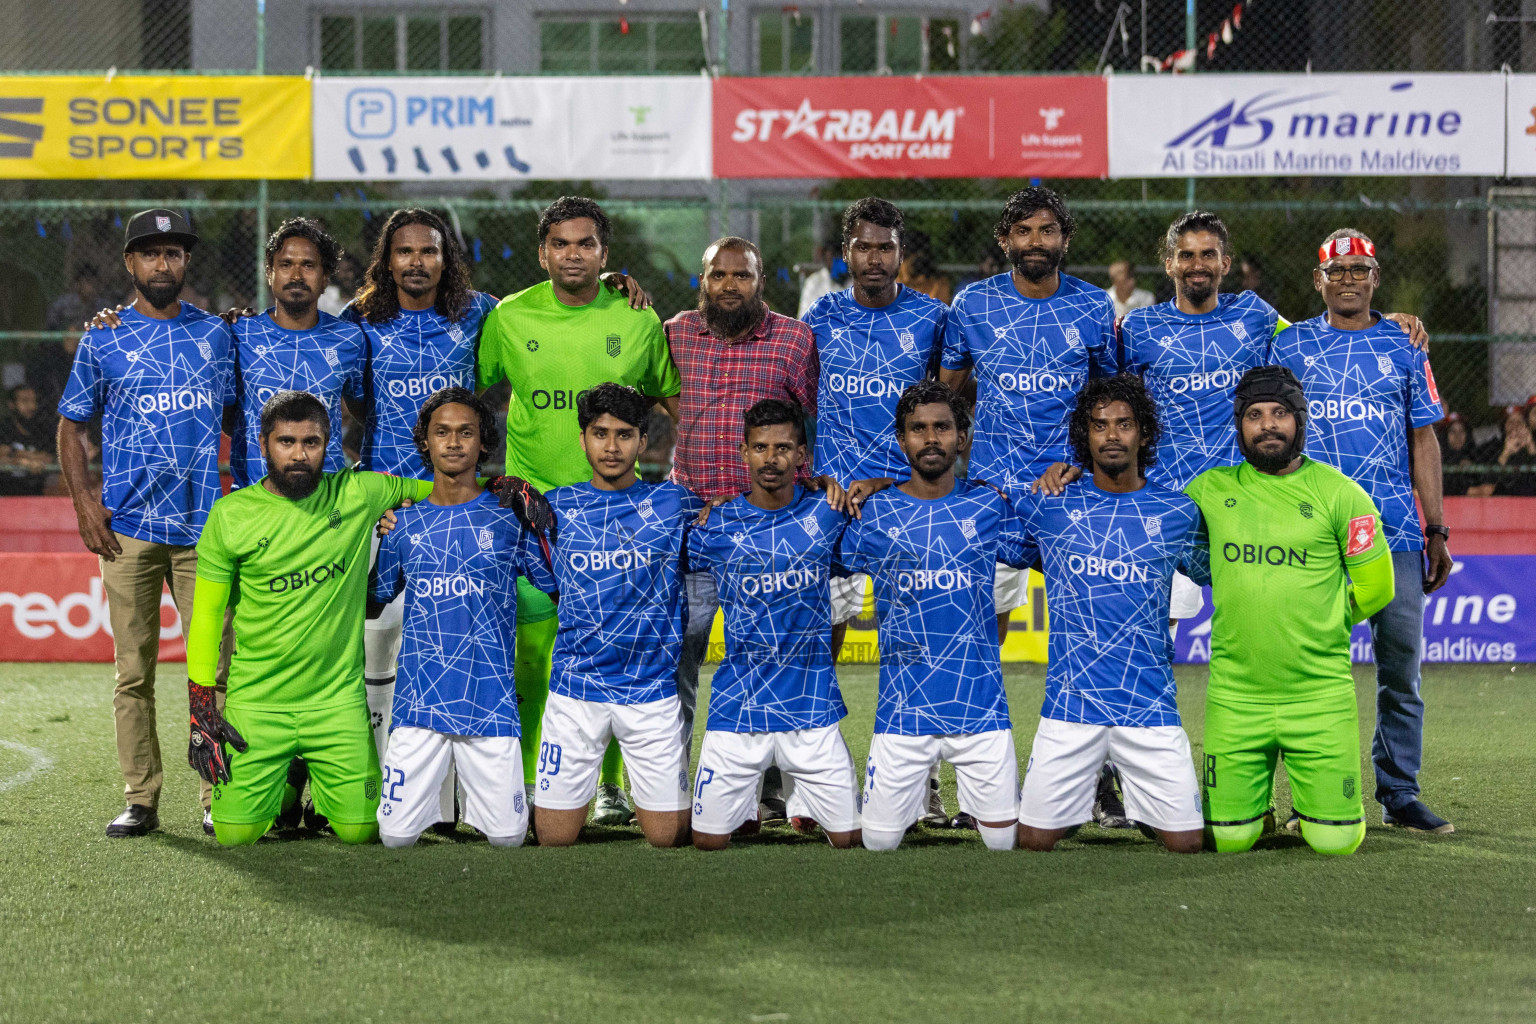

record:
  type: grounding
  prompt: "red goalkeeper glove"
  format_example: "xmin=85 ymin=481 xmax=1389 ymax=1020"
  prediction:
xmin=488 ymin=475 xmax=557 ymax=564
xmin=187 ymin=681 xmax=247 ymax=785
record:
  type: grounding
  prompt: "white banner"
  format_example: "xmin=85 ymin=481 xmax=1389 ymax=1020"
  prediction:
xmin=1109 ymin=73 xmax=1505 ymax=178
xmin=1505 ymin=75 xmax=1536 ymax=176
xmin=312 ymin=76 xmax=711 ymax=181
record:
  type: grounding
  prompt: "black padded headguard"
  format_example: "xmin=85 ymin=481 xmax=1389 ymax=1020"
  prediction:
xmin=1234 ymin=364 xmax=1307 ymax=466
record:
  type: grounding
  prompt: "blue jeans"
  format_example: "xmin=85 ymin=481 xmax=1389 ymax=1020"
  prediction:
xmin=1369 ymin=549 xmax=1426 ymax=809
xmin=676 ymin=571 xmax=719 ymax=745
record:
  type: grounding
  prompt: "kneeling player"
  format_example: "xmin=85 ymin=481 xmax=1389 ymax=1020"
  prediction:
xmin=183 ymin=391 xmax=436 ymax=846
xmin=526 ymin=384 xmax=700 ymax=848
xmin=1185 ymin=366 xmax=1394 ymax=856
xmin=839 ymin=381 xmax=1031 ymax=852
xmin=370 ymin=388 xmax=552 ymax=847
xmin=687 ymin=400 xmax=860 ymax=850
xmin=1014 ymin=375 xmax=1204 ymax=853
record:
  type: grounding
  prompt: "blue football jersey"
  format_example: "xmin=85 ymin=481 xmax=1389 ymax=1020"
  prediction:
xmin=533 ymin=480 xmax=703 ymax=705
xmin=804 ymin=286 xmax=946 ymax=484
xmin=1120 ymin=291 xmax=1281 ymax=491
xmin=345 ymin=290 xmax=497 ymax=479
xmin=1273 ymin=313 xmax=1444 ymax=552
xmin=58 ymin=303 xmax=234 ymax=546
xmin=686 ymin=488 xmax=850 ymax=733
xmin=229 ymin=311 xmax=367 ymax=488
xmin=942 ymin=273 xmax=1117 ymax=492
xmin=836 ymin=480 xmax=1031 ymax=736
xmin=1014 ymin=480 xmax=1204 ymax=727
xmin=370 ymin=492 xmax=538 ymax=737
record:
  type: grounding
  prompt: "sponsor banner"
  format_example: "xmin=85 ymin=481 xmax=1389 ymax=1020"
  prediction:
xmin=712 ymin=76 xmax=1107 ymax=179
xmin=0 ymin=76 xmax=310 ymax=179
xmin=312 ymin=76 xmax=710 ymax=181
xmin=1109 ymin=73 xmax=1505 ymax=178
xmin=1175 ymin=555 xmax=1535 ymax=664
xmin=0 ymin=554 xmax=185 ymax=662
xmin=1505 ymin=75 xmax=1536 ymax=176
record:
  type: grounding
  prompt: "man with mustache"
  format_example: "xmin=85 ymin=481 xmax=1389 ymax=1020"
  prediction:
xmin=181 ymin=390 xmax=438 ymax=846
xmin=1273 ymin=230 xmax=1454 ymax=835
xmin=57 ymin=209 xmax=236 ymax=839
xmin=939 ymin=187 xmax=1118 ymax=654
xmin=1185 ymin=366 xmax=1395 ymax=856
xmin=228 ymin=219 xmax=367 ymax=489
xmin=665 ymin=235 xmax=820 ymax=822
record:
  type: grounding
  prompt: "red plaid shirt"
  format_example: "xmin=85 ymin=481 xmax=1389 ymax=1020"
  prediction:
xmin=664 ymin=308 xmax=818 ymax=499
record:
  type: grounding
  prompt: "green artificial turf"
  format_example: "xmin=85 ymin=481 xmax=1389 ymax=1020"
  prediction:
xmin=0 ymin=662 xmax=1532 ymax=1023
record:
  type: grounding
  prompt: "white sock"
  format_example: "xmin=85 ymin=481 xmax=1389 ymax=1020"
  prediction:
xmin=978 ymin=823 xmax=1017 ymax=851
xmin=487 ymin=833 xmax=524 ymax=848
xmin=381 ymin=832 xmax=417 ymax=849
xmin=862 ymin=827 xmax=903 ymax=851
xmin=364 ymin=677 xmax=393 ymax=763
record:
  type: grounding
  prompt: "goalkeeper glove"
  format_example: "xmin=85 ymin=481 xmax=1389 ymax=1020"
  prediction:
xmin=187 ymin=681 xmax=247 ymax=785
xmin=489 ymin=475 xmax=558 ymax=563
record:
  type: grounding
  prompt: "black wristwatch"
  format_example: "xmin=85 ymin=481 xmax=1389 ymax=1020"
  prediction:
xmin=1425 ymin=524 xmax=1450 ymax=542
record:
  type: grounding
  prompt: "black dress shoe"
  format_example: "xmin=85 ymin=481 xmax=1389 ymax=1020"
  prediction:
xmin=106 ymin=804 xmax=159 ymax=837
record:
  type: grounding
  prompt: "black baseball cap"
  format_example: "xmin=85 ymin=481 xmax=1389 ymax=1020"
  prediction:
xmin=123 ymin=209 xmax=198 ymax=254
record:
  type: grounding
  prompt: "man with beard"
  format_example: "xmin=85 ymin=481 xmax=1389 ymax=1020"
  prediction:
xmin=1274 ymin=230 xmax=1453 ymax=835
xmin=227 ymin=219 xmax=367 ymax=489
xmin=838 ymin=381 xmax=1032 ymax=852
xmin=939 ymin=187 xmax=1118 ymax=649
xmin=57 ymin=209 xmax=235 ymax=838
xmin=665 ymin=236 xmax=818 ymax=820
xmin=181 ymin=390 xmax=437 ymax=846
xmin=477 ymin=196 xmax=680 ymax=826
xmin=1185 ymin=366 xmax=1395 ymax=856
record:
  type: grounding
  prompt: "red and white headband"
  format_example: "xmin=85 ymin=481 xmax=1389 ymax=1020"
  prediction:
xmin=1318 ymin=236 xmax=1376 ymax=264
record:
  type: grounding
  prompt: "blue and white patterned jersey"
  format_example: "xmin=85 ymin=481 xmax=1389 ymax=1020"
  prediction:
xmin=229 ymin=310 xmax=367 ymax=488
xmin=1014 ymin=480 xmax=1204 ymax=727
xmin=345 ymin=290 xmax=497 ymax=479
xmin=370 ymin=492 xmax=539 ymax=737
xmin=804 ymin=286 xmax=946 ymax=484
xmin=1120 ymin=291 xmax=1281 ymax=491
xmin=686 ymin=488 xmax=850 ymax=733
xmin=58 ymin=303 xmax=234 ymax=546
xmin=836 ymin=480 xmax=1031 ymax=736
xmin=1118 ymin=291 xmax=1284 ymax=491
xmin=942 ymin=273 xmax=1117 ymax=492
xmin=532 ymin=480 xmax=702 ymax=705
xmin=1273 ymin=313 xmax=1443 ymax=552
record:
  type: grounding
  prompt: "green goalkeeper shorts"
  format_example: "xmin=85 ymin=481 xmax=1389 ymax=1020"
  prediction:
xmin=516 ymin=575 xmax=558 ymax=626
xmin=211 ymin=701 xmax=380 ymax=826
xmin=1201 ymin=689 xmax=1364 ymax=828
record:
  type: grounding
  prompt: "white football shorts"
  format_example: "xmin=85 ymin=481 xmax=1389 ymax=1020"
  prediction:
xmin=1170 ymin=570 xmax=1205 ymax=622
xmin=994 ymin=565 xmax=1031 ymax=615
xmin=693 ymin=724 xmax=860 ymax=835
xmin=378 ymin=726 xmax=527 ymax=844
xmin=861 ymin=729 xmax=1018 ymax=833
xmin=535 ymin=692 xmax=691 ymax=813
xmin=830 ymin=573 xmax=868 ymax=626
xmin=1018 ymin=717 xmax=1202 ymax=833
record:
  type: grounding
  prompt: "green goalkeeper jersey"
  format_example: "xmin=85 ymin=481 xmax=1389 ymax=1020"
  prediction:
xmin=1185 ymin=456 xmax=1391 ymax=704
xmin=477 ymin=281 xmax=681 ymax=493
xmin=195 ymin=470 xmax=430 ymax=712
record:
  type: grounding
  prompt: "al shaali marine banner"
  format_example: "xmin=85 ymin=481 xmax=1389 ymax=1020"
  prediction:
xmin=0 ymin=76 xmax=311 ymax=179
xmin=311 ymin=76 xmax=712 ymax=181
xmin=1108 ymin=72 xmax=1506 ymax=178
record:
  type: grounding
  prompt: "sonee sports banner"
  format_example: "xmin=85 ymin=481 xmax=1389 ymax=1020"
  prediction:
xmin=712 ymin=75 xmax=1107 ymax=179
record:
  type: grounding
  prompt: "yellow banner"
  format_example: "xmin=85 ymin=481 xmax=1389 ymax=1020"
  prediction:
xmin=0 ymin=76 xmax=310 ymax=179
xmin=706 ymin=569 xmax=1050 ymax=665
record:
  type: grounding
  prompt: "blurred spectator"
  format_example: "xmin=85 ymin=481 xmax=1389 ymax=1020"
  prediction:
xmin=1239 ymin=254 xmax=1276 ymax=305
xmin=639 ymin=406 xmax=677 ymax=482
xmin=0 ymin=385 xmax=55 ymax=495
xmin=1439 ymin=412 xmax=1492 ymax=497
xmin=23 ymin=333 xmax=79 ymax=411
xmin=897 ymin=229 xmax=953 ymax=304
xmin=319 ymin=254 xmax=364 ymax=316
xmin=1106 ymin=259 xmax=1155 ymax=320
xmin=1492 ymin=403 xmax=1536 ymax=496
xmin=44 ymin=264 xmax=102 ymax=332
xmin=796 ymin=238 xmax=844 ymax=317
